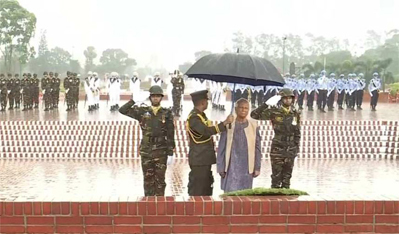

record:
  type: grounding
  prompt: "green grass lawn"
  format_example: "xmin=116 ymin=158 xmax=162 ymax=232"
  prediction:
xmin=221 ymin=187 xmax=308 ymax=197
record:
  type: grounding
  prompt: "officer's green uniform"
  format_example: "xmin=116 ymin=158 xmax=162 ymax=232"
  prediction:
xmin=251 ymin=88 xmax=301 ymax=189
xmin=186 ymin=90 xmax=227 ymax=196
xmin=31 ymin=74 xmax=39 ymax=109
xmin=42 ymin=72 xmax=52 ymax=111
xmin=0 ymin=74 xmax=7 ymax=111
xmin=52 ymin=73 xmax=61 ymax=108
xmin=119 ymin=85 xmax=175 ymax=196
xmin=6 ymin=74 xmax=15 ymax=110
xmin=72 ymin=74 xmax=80 ymax=109
xmin=14 ymin=74 xmax=21 ymax=109
xmin=171 ymin=75 xmax=185 ymax=116
xmin=64 ymin=72 xmax=74 ymax=111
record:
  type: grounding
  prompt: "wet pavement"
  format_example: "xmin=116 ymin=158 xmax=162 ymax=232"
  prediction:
xmin=0 ymin=158 xmax=398 ymax=201
xmin=0 ymin=100 xmax=398 ymax=122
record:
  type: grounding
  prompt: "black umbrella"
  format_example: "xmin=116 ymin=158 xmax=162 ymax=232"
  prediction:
xmin=185 ymin=52 xmax=285 ymax=114
xmin=185 ymin=52 xmax=285 ymax=86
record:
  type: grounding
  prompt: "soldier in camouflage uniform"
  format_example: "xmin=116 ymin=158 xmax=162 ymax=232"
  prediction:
xmin=21 ymin=74 xmax=29 ymax=111
xmin=119 ymin=85 xmax=175 ymax=196
xmin=14 ymin=74 xmax=21 ymax=109
xmin=52 ymin=72 xmax=61 ymax=108
xmin=42 ymin=72 xmax=53 ymax=111
xmin=6 ymin=73 xmax=15 ymax=110
xmin=171 ymin=72 xmax=185 ymax=117
xmin=251 ymin=88 xmax=301 ymax=189
xmin=64 ymin=72 xmax=73 ymax=111
xmin=0 ymin=74 xmax=7 ymax=111
xmin=73 ymin=73 xmax=80 ymax=109
xmin=31 ymin=73 xmax=39 ymax=109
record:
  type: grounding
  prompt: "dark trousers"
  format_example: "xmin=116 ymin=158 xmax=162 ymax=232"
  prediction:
xmin=307 ymin=91 xmax=314 ymax=107
xmin=356 ymin=90 xmax=364 ymax=107
xmin=234 ymin=90 xmax=242 ymax=102
xmin=270 ymin=156 xmax=295 ymax=189
xmin=337 ymin=91 xmax=345 ymax=107
xmin=188 ymin=165 xmax=214 ymax=196
xmin=327 ymin=90 xmax=335 ymax=108
xmin=371 ymin=90 xmax=379 ymax=107
xmin=297 ymin=91 xmax=306 ymax=107
xmin=348 ymin=93 xmax=356 ymax=108
xmin=317 ymin=90 xmax=327 ymax=110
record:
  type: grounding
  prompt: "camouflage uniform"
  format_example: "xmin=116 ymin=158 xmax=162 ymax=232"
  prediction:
xmin=6 ymin=74 xmax=16 ymax=110
xmin=0 ymin=74 xmax=7 ymax=111
xmin=52 ymin=73 xmax=61 ymax=108
xmin=171 ymin=74 xmax=185 ymax=116
xmin=118 ymin=85 xmax=175 ymax=196
xmin=42 ymin=72 xmax=52 ymax=111
xmin=13 ymin=74 xmax=21 ymax=109
xmin=31 ymin=74 xmax=39 ymax=109
xmin=251 ymin=88 xmax=301 ymax=189
xmin=186 ymin=90 xmax=227 ymax=196
xmin=72 ymin=74 xmax=80 ymax=109
xmin=64 ymin=72 xmax=74 ymax=111
xmin=21 ymin=74 xmax=29 ymax=111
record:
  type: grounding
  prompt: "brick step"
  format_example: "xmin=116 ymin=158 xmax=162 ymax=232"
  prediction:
xmin=0 ymin=140 xmax=397 ymax=148
xmin=0 ymin=152 xmax=397 ymax=159
xmin=1 ymin=146 xmax=397 ymax=154
xmin=2 ymin=125 xmax=396 ymax=131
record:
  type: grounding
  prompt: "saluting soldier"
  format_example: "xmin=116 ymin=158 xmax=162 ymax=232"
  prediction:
xmin=119 ymin=85 xmax=175 ymax=196
xmin=251 ymin=88 xmax=301 ymax=189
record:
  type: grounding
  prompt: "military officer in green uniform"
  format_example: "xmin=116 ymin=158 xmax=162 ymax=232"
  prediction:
xmin=72 ymin=73 xmax=80 ymax=109
xmin=0 ymin=74 xmax=7 ymax=112
xmin=52 ymin=72 xmax=61 ymax=108
xmin=251 ymin=88 xmax=301 ymax=189
xmin=6 ymin=73 xmax=15 ymax=110
xmin=30 ymin=73 xmax=39 ymax=109
xmin=119 ymin=85 xmax=175 ymax=196
xmin=14 ymin=74 xmax=21 ymax=109
xmin=186 ymin=90 xmax=233 ymax=196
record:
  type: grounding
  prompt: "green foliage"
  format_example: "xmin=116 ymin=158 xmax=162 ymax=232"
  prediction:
xmin=97 ymin=48 xmax=136 ymax=75
xmin=0 ymin=0 xmax=36 ymax=72
xmin=387 ymin=82 xmax=399 ymax=96
xmin=221 ymin=187 xmax=308 ymax=197
xmin=178 ymin=62 xmax=193 ymax=74
xmin=84 ymin=46 xmax=97 ymax=73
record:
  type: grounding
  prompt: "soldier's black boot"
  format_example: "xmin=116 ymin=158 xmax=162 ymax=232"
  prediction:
xmin=357 ymin=106 xmax=362 ymax=110
xmin=8 ymin=106 xmax=13 ymax=110
xmin=34 ymin=103 xmax=38 ymax=109
xmin=338 ymin=105 xmax=344 ymax=110
xmin=66 ymin=105 xmax=71 ymax=111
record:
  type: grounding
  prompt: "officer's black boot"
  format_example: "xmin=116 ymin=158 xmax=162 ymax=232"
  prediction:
xmin=357 ymin=106 xmax=362 ymax=110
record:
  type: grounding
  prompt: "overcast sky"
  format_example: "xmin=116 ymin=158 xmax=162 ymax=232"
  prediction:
xmin=19 ymin=0 xmax=399 ymax=72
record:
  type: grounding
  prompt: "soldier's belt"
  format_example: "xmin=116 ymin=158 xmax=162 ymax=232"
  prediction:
xmin=274 ymin=135 xmax=295 ymax=142
xmin=143 ymin=136 xmax=167 ymax=143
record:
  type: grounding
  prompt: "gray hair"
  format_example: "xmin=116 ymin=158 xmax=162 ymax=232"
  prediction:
xmin=235 ymin=98 xmax=249 ymax=107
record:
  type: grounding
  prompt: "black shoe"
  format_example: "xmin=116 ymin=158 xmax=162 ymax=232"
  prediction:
xmin=350 ymin=107 xmax=356 ymax=111
xmin=44 ymin=108 xmax=49 ymax=111
xmin=328 ymin=107 xmax=333 ymax=111
xmin=357 ymin=106 xmax=362 ymax=110
xmin=338 ymin=106 xmax=344 ymax=110
xmin=320 ymin=109 xmax=326 ymax=113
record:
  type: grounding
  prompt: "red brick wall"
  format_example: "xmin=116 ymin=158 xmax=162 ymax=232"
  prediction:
xmin=1 ymin=197 xmax=398 ymax=233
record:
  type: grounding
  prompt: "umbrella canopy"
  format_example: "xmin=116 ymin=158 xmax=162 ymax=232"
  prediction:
xmin=185 ymin=53 xmax=285 ymax=86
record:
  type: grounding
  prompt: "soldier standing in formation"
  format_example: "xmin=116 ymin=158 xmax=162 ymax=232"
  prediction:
xmin=64 ymin=72 xmax=74 ymax=111
xmin=52 ymin=73 xmax=61 ymax=109
xmin=186 ymin=90 xmax=233 ymax=196
xmin=41 ymin=72 xmax=52 ymax=111
xmin=119 ymin=85 xmax=175 ymax=196
xmin=31 ymin=73 xmax=39 ymax=109
xmin=13 ymin=74 xmax=21 ymax=109
xmin=129 ymin=72 xmax=141 ymax=101
xmin=171 ymin=70 xmax=185 ymax=117
xmin=0 ymin=74 xmax=7 ymax=111
xmin=369 ymin=72 xmax=381 ymax=111
xmin=251 ymin=88 xmax=301 ymax=189
xmin=356 ymin=73 xmax=366 ymax=110
xmin=6 ymin=73 xmax=15 ymax=110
